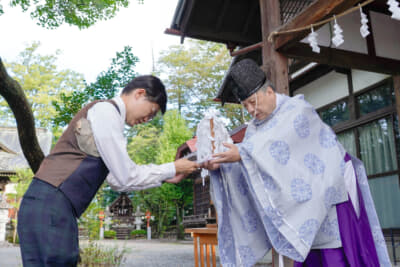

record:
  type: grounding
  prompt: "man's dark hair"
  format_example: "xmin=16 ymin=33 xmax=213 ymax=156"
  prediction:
xmin=121 ymin=75 xmax=167 ymax=114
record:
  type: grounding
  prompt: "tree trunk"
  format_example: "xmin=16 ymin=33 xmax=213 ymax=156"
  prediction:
xmin=157 ymin=202 xmax=167 ymax=237
xmin=0 ymin=58 xmax=44 ymax=172
xmin=13 ymin=198 xmax=22 ymax=243
xmin=176 ymin=201 xmax=185 ymax=240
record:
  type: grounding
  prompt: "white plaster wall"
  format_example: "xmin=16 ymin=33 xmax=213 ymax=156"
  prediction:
xmin=4 ymin=184 xmax=16 ymax=195
xmin=301 ymin=11 xmax=368 ymax=54
xmin=351 ymin=69 xmax=390 ymax=93
xmin=370 ymin=11 xmax=400 ymax=60
xmin=294 ymin=71 xmax=349 ymax=109
xmin=0 ymin=209 xmax=8 ymax=241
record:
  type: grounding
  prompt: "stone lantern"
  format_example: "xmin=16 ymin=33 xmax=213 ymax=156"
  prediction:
xmin=133 ymin=206 xmax=144 ymax=230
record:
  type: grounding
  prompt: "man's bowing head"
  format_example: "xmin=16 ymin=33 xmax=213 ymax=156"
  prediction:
xmin=121 ymin=75 xmax=167 ymax=126
xmin=219 ymin=58 xmax=277 ymax=121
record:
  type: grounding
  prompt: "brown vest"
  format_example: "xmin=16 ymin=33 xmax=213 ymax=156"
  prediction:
xmin=35 ymin=100 xmax=114 ymax=186
xmin=34 ymin=100 xmax=120 ymax=217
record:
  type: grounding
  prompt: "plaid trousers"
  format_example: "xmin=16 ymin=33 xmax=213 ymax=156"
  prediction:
xmin=18 ymin=178 xmax=79 ymax=267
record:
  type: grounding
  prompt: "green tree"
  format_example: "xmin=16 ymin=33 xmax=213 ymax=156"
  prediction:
xmin=2 ymin=0 xmax=138 ymax=29
xmin=0 ymin=0 xmax=140 ymax=172
xmin=78 ymin=185 xmax=106 ymax=240
xmin=156 ymin=110 xmax=194 ymax=239
xmin=128 ymin=124 xmax=160 ymax=165
xmin=53 ymin=46 xmax=139 ymax=127
xmin=157 ymin=40 xmax=247 ymax=130
xmin=0 ymin=41 xmax=86 ymax=171
xmin=0 ymin=42 xmax=85 ymax=135
xmin=130 ymin=110 xmax=194 ymax=239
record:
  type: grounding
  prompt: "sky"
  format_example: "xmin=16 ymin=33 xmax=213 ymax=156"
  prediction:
xmin=0 ymin=0 xmax=182 ymax=83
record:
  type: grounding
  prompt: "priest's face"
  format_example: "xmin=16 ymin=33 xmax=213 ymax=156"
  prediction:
xmin=242 ymin=86 xmax=276 ymax=120
xmin=122 ymin=88 xmax=160 ymax=126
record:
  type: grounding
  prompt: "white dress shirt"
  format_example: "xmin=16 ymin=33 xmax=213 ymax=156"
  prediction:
xmin=87 ymin=96 xmax=176 ymax=191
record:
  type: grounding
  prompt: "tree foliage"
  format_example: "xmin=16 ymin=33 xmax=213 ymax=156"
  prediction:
xmin=53 ymin=45 xmax=139 ymax=127
xmin=130 ymin=110 xmax=194 ymax=238
xmin=0 ymin=0 xmax=142 ymax=170
xmin=157 ymin=40 xmax=247 ymax=130
xmin=0 ymin=42 xmax=85 ymax=170
xmin=0 ymin=42 xmax=85 ymax=131
xmin=156 ymin=110 xmax=193 ymax=163
xmin=7 ymin=0 xmax=133 ymax=29
xmin=128 ymin=124 xmax=160 ymax=165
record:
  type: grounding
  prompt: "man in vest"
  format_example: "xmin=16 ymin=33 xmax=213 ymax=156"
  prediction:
xmin=17 ymin=75 xmax=199 ymax=266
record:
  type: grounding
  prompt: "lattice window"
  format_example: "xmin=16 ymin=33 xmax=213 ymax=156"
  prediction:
xmin=194 ymin=179 xmax=210 ymax=216
xmin=280 ymin=0 xmax=315 ymax=24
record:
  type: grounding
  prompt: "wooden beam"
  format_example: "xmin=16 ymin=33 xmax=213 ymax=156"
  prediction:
xmin=164 ymin=28 xmax=182 ymax=36
xmin=274 ymin=0 xmax=361 ymax=51
xmin=281 ymin=43 xmax=400 ymax=75
xmin=230 ymin=42 xmax=262 ymax=57
xmin=260 ymin=0 xmax=289 ymax=95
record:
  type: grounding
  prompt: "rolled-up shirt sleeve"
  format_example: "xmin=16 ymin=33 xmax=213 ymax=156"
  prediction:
xmin=87 ymin=102 xmax=175 ymax=191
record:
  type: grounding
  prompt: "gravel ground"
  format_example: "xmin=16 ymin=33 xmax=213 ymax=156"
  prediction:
xmin=0 ymin=239 xmax=273 ymax=267
xmin=1 ymin=240 xmax=399 ymax=267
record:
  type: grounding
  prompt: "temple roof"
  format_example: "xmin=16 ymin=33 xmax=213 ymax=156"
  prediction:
xmin=169 ymin=0 xmax=314 ymax=46
xmin=0 ymin=127 xmax=52 ymax=172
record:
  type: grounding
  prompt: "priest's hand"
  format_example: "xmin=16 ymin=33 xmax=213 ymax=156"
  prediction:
xmin=211 ymin=143 xmax=241 ymax=163
xmin=174 ymin=158 xmax=200 ymax=175
xmin=164 ymin=173 xmax=187 ymax=184
xmin=201 ymin=161 xmax=220 ymax=171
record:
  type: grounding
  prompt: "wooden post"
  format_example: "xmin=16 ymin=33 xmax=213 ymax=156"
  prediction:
xmin=259 ymin=1 xmax=291 ymax=265
xmin=194 ymin=233 xmax=199 ymax=267
xmin=259 ymin=0 xmax=289 ymax=95
xmin=212 ymin=245 xmax=216 ymax=266
xmin=206 ymin=244 xmax=210 ymax=266
xmin=200 ymin=241 xmax=204 ymax=267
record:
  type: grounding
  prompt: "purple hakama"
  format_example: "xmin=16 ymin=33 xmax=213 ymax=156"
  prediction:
xmin=294 ymin=154 xmax=380 ymax=266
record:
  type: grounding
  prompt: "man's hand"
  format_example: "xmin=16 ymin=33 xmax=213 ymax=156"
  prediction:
xmin=201 ymin=161 xmax=220 ymax=171
xmin=211 ymin=143 xmax=241 ymax=164
xmin=174 ymin=158 xmax=200 ymax=175
xmin=164 ymin=173 xmax=187 ymax=184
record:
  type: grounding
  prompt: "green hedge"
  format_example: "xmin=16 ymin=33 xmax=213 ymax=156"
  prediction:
xmin=104 ymin=230 xmax=116 ymax=239
xmin=6 ymin=234 xmax=19 ymax=244
xmin=130 ymin=229 xmax=146 ymax=236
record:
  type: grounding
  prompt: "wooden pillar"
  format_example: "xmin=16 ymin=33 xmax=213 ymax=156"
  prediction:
xmin=259 ymin=2 xmax=291 ymax=265
xmin=259 ymin=0 xmax=289 ymax=95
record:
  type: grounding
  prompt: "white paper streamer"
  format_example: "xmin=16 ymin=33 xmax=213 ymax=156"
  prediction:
xmin=387 ymin=0 xmax=400 ymax=20
xmin=359 ymin=5 xmax=370 ymax=38
xmin=196 ymin=108 xmax=233 ymax=186
xmin=332 ymin=16 xmax=344 ymax=47
xmin=307 ymin=26 xmax=320 ymax=53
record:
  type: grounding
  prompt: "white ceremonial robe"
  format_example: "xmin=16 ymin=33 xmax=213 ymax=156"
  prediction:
xmin=210 ymin=94 xmax=390 ymax=266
